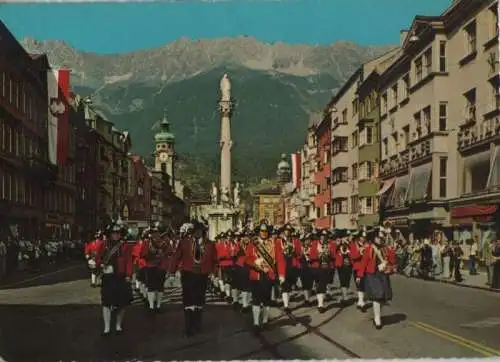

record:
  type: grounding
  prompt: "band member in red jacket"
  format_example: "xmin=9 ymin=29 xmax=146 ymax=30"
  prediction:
xmin=350 ymin=230 xmax=368 ymax=310
xmin=280 ymin=223 xmax=302 ymax=312
xmin=85 ymin=231 xmax=102 ymax=287
xmin=140 ymin=222 xmax=172 ymax=312
xmin=308 ymin=229 xmax=335 ymax=313
xmin=94 ymin=220 xmax=134 ymax=336
xmin=216 ymin=231 xmax=235 ymax=303
xmin=234 ymin=230 xmax=251 ymax=312
xmin=169 ymin=220 xmax=217 ymax=337
xmin=245 ymin=223 xmax=286 ymax=333
xmin=334 ymin=232 xmax=353 ymax=304
xmin=356 ymin=226 xmax=396 ymax=330
xmin=132 ymin=233 xmax=146 ymax=297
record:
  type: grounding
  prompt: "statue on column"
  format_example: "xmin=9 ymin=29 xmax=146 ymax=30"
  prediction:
xmin=220 ymin=186 xmax=230 ymax=208
xmin=233 ymin=182 xmax=241 ymax=207
xmin=220 ymin=73 xmax=231 ymax=102
xmin=211 ymin=182 xmax=218 ymax=206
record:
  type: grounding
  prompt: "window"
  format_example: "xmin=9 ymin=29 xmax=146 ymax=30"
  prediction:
xmin=367 ymin=126 xmax=373 ymax=144
xmin=424 ymin=48 xmax=432 ymax=75
xmin=414 ymin=112 xmax=422 ymax=140
xmin=352 ymin=164 xmax=358 ymax=180
xmin=489 ymin=76 xmax=500 ymax=109
xmin=332 ymin=136 xmax=348 ymax=155
xmin=359 ymin=162 xmax=373 ymax=180
xmin=350 ymin=195 xmax=359 ymax=213
xmin=392 ymin=132 xmax=399 ymax=153
xmin=381 ymin=93 xmax=388 ymax=114
xmin=359 ymin=126 xmax=373 ymax=146
xmin=383 ymin=138 xmax=388 ymax=157
xmin=352 ymin=99 xmax=358 ymax=115
xmin=439 ymin=102 xmax=447 ymax=131
xmin=439 ymin=157 xmax=447 ymax=198
xmin=464 ymin=88 xmax=477 ymax=122
xmin=360 ymin=197 xmax=373 ymax=215
xmin=490 ymin=4 xmax=499 ymax=39
xmin=415 ymin=57 xmax=423 ymax=82
xmin=423 ymin=106 xmax=431 ymax=134
xmin=342 ymin=109 xmax=348 ymax=124
xmin=464 ymin=20 xmax=477 ymax=55
xmin=439 ymin=41 xmax=447 ymax=72
xmin=352 ymin=131 xmax=358 ymax=148
xmin=332 ymin=167 xmax=348 ymax=184
xmin=332 ymin=198 xmax=348 ymax=214
xmin=391 ymin=84 xmax=398 ymax=108
xmin=402 ymin=74 xmax=410 ymax=100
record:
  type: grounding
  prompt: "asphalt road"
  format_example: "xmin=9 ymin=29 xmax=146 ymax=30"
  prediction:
xmin=0 ymin=265 xmax=499 ymax=361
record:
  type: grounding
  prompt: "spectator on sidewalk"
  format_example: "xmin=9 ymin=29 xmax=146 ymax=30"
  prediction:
xmin=6 ymin=237 xmax=19 ymax=276
xmin=441 ymin=241 xmax=452 ymax=280
xmin=0 ymin=239 xmax=6 ymax=279
xmin=431 ymin=238 xmax=442 ymax=276
xmin=420 ymin=239 xmax=433 ymax=279
xmin=451 ymin=241 xmax=463 ymax=283
xmin=491 ymin=238 xmax=500 ymax=290
xmin=469 ymin=238 xmax=479 ymax=275
xmin=484 ymin=238 xmax=495 ymax=286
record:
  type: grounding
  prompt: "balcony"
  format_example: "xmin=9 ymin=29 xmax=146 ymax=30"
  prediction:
xmin=409 ymin=139 xmax=432 ymax=163
xmin=380 ymin=151 xmax=410 ymax=178
xmin=458 ymin=117 xmax=500 ymax=151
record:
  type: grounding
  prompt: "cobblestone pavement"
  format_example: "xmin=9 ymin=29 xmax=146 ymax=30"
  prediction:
xmin=0 ymin=266 xmax=499 ymax=360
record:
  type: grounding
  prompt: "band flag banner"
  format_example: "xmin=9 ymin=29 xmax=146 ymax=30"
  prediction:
xmin=47 ymin=68 xmax=70 ymax=166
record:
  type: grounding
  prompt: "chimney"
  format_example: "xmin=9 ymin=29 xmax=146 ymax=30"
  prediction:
xmin=400 ymin=30 xmax=409 ymax=45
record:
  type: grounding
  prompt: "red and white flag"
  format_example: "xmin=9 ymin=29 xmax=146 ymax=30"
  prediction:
xmin=47 ymin=68 xmax=70 ymax=166
xmin=291 ymin=152 xmax=301 ymax=189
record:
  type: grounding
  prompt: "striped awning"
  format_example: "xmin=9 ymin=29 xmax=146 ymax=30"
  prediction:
xmin=377 ymin=178 xmax=396 ymax=195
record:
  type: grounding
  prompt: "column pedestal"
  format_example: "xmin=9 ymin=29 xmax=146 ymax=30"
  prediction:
xmin=206 ymin=204 xmax=238 ymax=241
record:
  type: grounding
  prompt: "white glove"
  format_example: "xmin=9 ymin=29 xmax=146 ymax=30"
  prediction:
xmin=378 ymin=261 xmax=387 ymax=272
xmin=85 ymin=254 xmax=90 ymax=259
xmin=255 ymin=258 xmax=263 ymax=267
xmin=279 ymin=276 xmax=285 ymax=284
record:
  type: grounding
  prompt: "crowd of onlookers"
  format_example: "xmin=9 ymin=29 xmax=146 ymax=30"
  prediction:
xmin=0 ymin=237 xmax=85 ymax=281
xmin=394 ymin=234 xmax=500 ymax=290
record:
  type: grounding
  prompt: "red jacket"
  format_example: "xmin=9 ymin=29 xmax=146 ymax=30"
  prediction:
xmin=234 ymin=240 xmax=246 ymax=267
xmin=84 ymin=240 xmax=98 ymax=256
xmin=350 ymin=242 xmax=367 ymax=271
xmin=281 ymin=238 xmax=303 ymax=269
xmin=357 ymin=244 xmax=396 ymax=278
xmin=244 ymin=238 xmax=286 ymax=281
xmin=308 ymin=239 xmax=336 ymax=268
xmin=132 ymin=240 xmax=146 ymax=268
xmin=139 ymin=240 xmax=173 ymax=270
xmin=94 ymin=239 xmax=133 ymax=277
xmin=216 ymin=240 xmax=235 ymax=267
xmin=334 ymin=243 xmax=354 ymax=268
xmin=169 ymin=237 xmax=217 ymax=275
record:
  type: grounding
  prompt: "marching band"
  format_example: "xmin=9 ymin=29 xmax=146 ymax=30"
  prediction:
xmin=84 ymin=219 xmax=397 ymax=337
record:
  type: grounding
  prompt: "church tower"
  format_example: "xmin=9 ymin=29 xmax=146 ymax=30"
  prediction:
xmin=154 ymin=112 xmax=175 ymax=187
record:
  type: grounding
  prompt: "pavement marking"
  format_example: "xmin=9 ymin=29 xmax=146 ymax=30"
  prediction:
xmin=410 ymin=321 xmax=500 ymax=357
xmin=461 ymin=317 xmax=500 ymax=329
xmin=0 ymin=264 xmax=83 ymax=289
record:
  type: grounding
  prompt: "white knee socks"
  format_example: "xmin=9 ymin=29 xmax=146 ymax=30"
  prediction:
xmin=231 ymin=288 xmax=239 ymax=302
xmin=116 ymin=309 xmax=125 ymax=331
xmin=252 ymin=305 xmax=261 ymax=326
xmin=147 ymin=292 xmax=156 ymax=309
xmin=282 ymin=292 xmax=290 ymax=308
xmin=225 ymin=284 xmax=231 ymax=297
xmin=155 ymin=291 xmax=163 ymax=308
xmin=357 ymin=291 xmax=365 ymax=306
xmin=91 ymin=273 xmax=96 ymax=285
xmin=303 ymin=290 xmax=311 ymax=302
xmin=317 ymin=293 xmax=325 ymax=307
xmin=241 ymin=292 xmax=250 ymax=308
xmin=341 ymin=287 xmax=348 ymax=300
xmin=262 ymin=306 xmax=270 ymax=324
xmin=373 ymin=301 xmax=382 ymax=326
xmin=102 ymin=306 xmax=111 ymax=333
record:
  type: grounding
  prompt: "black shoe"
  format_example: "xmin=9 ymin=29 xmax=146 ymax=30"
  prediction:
xmin=91 ymin=283 xmax=96 ymax=288
xmin=241 ymin=306 xmax=251 ymax=314
xmin=252 ymin=325 xmax=260 ymax=336
xmin=225 ymin=296 xmax=233 ymax=304
xmin=318 ymin=306 xmax=326 ymax=314
xmin=233 ymin=302 xmax=241 ymax=311
xmin=102 ymin=331 xmax=111 ymax=337
xmin=284 ymin=306 xmax=291 ymax=313
xmin=373 ymin=320 xmax=382 ymax=330
xmin=305 ymin=300 xmax=314 ymax=307
xmin=115 ymin=329 xmax=123 ymax=335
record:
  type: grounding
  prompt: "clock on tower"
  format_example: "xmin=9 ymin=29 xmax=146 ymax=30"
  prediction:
xmin=153 ymin=112 xmax=176 ymax=187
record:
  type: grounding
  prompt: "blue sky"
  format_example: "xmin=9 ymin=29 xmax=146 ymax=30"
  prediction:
xmin=0 ymin=0 xmax=451 ymax=54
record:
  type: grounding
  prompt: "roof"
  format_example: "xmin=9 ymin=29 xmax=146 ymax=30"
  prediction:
xmin=255 ymin=186 xmax=281 ymax=196
xmin=307 ymin=112 xmax=322 ymax=129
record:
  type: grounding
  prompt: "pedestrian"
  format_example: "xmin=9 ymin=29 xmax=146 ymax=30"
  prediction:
xmin=335 ymin=234 xmax=353 ymax=305
xmin=484 ymin=238 xmax=495 ymax=286
xmin=279 ymin=224 xmax=301 ymax=312
xmin=441 ymin=241 xmax=452 ymax=280
xmin=420 ymin=239 xmax=433 ymax=279
xmin=469 ymin=238 xmax=478 ymax=275
xmin=94 ymin=220 xmax=134 ymax=337
xmin=491 ymin=238 xmax=500 ymax=290
xmin=451 ymin=241 xmax=463 ymax=282
xmin=169 ymin=220 xmax=217 ymax=337
xmin=0 ymin=239 xmax=7 ymax=279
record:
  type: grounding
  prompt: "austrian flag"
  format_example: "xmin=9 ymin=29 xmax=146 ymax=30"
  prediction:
xmin=47 ymin=68 xmax=70 ymax=166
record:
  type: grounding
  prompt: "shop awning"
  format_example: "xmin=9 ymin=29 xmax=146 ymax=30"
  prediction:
xmin=377 ymin=178 xmax=396 ymax=195
xmin=388 ymin=175 xmax=410 ymax=208
xmin=451 ymin=204 xmax=498 ymax=219
xmin=487 ymin=146 xmax=500 ymax=189
xmin=406 ymin=163 xmax=432 ymax=202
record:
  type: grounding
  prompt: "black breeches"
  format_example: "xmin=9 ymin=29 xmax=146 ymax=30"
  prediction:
xmin=181 ymin=270 xmax=209 ymax=308
xmin=282 ymin=267 xmax=299 ymax=293
xmin=137 ymin=267 xmax=146 ymax=282
xmin=233 ymin=265 xmax=250 ymax=291
xmin=337 ymin=265 xmax=352 ymax=288
xmin=311 ymin=267 xmax=331 ymax=294
xmin=250 ymin=273 xmax=274 ymax=306
xmin=145 ymin=267 xmax=166 ymax=292
xmin=300 ymin=267 xmax=314 ymax=290
xmin=220 ymin=266 xmax=233 ymax=284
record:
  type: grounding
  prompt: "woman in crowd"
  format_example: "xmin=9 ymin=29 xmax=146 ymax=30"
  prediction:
xmin=441 ymin=240 xmax=453 ymax=280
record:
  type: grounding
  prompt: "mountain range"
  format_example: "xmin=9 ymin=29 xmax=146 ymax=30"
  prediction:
xmin=21 ymin=36 xmax=394 ymax=193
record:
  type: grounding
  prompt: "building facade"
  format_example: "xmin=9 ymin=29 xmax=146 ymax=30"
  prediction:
xmin=252 ymin=186 xmax=282 ymax=226
xmin=300 ymin=114 xmax=320 ymax=226
xmin=0 ymin=22 xmax=55 ymax=239
xmin=313 ymin=116 xmax=332 ymax=229
xmin=378 ymin=0 xmax=499 ymax=241
xmin=127 ymin=155 xmax=152 ymax=228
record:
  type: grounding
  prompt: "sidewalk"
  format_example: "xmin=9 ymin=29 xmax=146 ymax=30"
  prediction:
xmin=433 ymin=271 xmax=499 ymax=293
